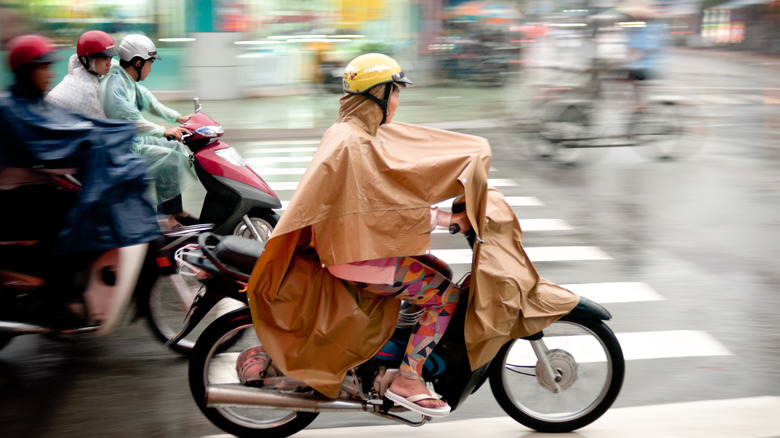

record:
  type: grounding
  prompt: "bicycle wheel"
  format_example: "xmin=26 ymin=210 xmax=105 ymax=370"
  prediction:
xmin=145 ymin=272 xmax=244 ymax=355
xmin=189 ymin=308 xmax=318 ymax=438
xmin=536 ymin=102 xmax=599 ymax=165
xmin=631 ymin=101 xmax=704 ymax=160
xmin=489 ymin=315 xmax=624 ymax=433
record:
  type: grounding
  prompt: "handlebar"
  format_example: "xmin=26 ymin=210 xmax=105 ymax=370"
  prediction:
xmin=165 ymin=97 xmax=201 ymax=141
xmin=166 ymin=132 xmax=192 ymax=142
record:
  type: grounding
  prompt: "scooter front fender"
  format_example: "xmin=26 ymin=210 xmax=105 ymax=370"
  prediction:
xmin=567 ymin=296 xmax=612 ymax=321
xmin=166 ymin=286 xmax=223 ymax=347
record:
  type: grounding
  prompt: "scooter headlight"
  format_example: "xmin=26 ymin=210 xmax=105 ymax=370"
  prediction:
xmin=215 ymin=146 xmax=246 ymax=167
xmin=196 ymin=125 xmax=224 ymax=138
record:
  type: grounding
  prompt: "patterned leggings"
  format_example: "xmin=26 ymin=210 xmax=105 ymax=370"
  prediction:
xmin=355 ymin=256 xmax=460 ymax=380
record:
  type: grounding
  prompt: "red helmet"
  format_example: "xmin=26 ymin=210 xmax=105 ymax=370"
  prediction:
xmin=6 ymin=34 xmax=60 ymax=73
xmin=77 ymin=30 xmax=118 ymax=59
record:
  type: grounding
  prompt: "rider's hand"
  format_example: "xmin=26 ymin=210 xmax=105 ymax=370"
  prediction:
xmin=449 ymin=211 xmax=471 ymax=234
xmin=163 ymin=127 xmax=191 ymax=141
xmin=177 ymin=114 xmax=195 ymax=124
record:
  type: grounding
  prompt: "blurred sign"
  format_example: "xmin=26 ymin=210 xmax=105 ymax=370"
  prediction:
xmin=338 ymin=0 xmax=384 ymax=29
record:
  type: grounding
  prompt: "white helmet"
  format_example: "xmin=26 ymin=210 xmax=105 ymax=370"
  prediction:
xmin=117 ymin=34 xmax=161 ymax=62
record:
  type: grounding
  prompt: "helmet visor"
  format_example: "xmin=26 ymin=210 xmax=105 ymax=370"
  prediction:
xmin=147 ymin=50 xmax=161 ymax=61
xmin=91 ymin=46 xmax=119 ymax=58
xmin=391 ymin=71 xmax=413 ymax=86
xmin=35 ymin=50 xmax=61 ymax=65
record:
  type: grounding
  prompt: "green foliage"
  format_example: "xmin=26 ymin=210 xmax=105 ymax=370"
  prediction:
xmin=360 ymin=42 xmax=393 ymax=56
xmin=701 ymin=0 xmax=733 ymax=9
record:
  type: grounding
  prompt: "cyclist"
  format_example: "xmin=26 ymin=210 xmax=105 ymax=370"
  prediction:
xmin=618 ymin=1 xmax=667 ymax=108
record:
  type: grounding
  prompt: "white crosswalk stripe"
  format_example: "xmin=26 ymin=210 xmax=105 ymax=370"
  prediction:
xmin=270 ymin=178 xmax=519 ymax=193
xmin=432 ymin=218 xmax=573 ymax=233
xmin=561 ymin=281 xmax=663 ymax=302
xmin=431 ymin=246 xmax=612 ymax=264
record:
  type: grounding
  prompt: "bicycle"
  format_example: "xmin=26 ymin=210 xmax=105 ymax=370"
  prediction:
xmin=520 ymin=65 xmax=706 ymax=165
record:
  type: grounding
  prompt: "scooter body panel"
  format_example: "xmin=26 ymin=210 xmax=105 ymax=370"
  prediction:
xmin=193 ymin=140 xmax=278 ymax=199
xmin=83 ymin=243 xmax=148 ymax=335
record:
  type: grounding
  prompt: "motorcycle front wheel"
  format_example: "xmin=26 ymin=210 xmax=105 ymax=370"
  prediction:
xmin=189 ymin=307 xmax=318 ymax=438
xmin=144 ymin=272 xmax=244 ymax=355
xmin=232 ymin=209 xmax=278 ymax=243
xmin=489 ymin=315 xmax=624 ymax=433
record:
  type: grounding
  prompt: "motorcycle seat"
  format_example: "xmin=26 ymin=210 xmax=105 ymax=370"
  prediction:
xmin=210 ymin=235 xmax=266 ymax=275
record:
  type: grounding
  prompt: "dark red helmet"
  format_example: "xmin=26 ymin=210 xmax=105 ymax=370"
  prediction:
xmin=6 ymin=34 xmax=60 ymax=73
xmin=77 ymin=30 xmax=118 ymax=59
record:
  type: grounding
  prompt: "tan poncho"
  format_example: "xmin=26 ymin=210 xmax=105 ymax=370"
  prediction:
xmin=246 ymin=90 xmax=578 ymax=398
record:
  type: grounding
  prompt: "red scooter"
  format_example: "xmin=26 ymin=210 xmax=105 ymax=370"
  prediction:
xmin=134 ymin=98 xmax=282 ymax=354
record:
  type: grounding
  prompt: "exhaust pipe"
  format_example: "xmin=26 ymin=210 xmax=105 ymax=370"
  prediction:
xmin=206 ymin=384 xmax=368 ymax=412
xmin=0 ymin=321 xmax=99 ymax=335
xmin=0 ymin=321 xmax=51 ymax=334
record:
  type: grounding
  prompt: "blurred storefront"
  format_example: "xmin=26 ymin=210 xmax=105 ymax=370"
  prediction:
xmin=0 ymin=0 xmax=424 ymax=96
xmin=703 ymin=0 xmax=780 ymax=55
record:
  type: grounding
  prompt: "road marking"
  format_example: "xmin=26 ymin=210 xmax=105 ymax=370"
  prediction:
xmin=560 ymin=282 xmax=664 ymax=303
xmin=432 ymin=196 xmax=543 ymax=209
xmin=487 ymin=178 xmax=518 ymax=187
xmin=520 ymin=218 xmax=573 ymax=231
xmin=197 ymin=396 xmax=779 ymax=438
xmin=619 ymin=330 xmax=732 ymax=359
xmin=431 ymin=246 xmax=611 ymax=264
xmin=281 ymin=196 xmax=545 ymax=211
xmin=244 ymin=139 xmax=321 ymax=146
xmin=245 ymin=156 xmax=313 ymax=164
xmin=505 ymin=329 xmax=730 ymax=363
xmin=432 ymin=218 xmax=572 ymax=233
xmin=269 ymin=181 xmax=300 ymax=191
xmin=244 ymin=147 xmax=318 ymax=154
xmin=254 ymin=168 xmax=307 ymax=175
xmin=271 ymin=178 xmax=519 ymax=192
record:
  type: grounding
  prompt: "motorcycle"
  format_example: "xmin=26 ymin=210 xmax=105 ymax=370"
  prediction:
xmin=181 ymin=229 xmax=625 ymax=437
xmin=135 ymin=98 xmax=282 ymax=354
xmin=0 ymin=172 xmax=150 ymax=351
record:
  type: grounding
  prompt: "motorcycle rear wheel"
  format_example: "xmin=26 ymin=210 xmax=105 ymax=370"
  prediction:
xmin=489 ymin=315 xmax=624 ymax=433
xmin=189 ymin=307 xmax=318 ymax=438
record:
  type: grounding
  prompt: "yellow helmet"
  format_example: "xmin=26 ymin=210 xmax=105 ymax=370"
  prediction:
xmin=342 ymin=53 xmax=413 ymax=94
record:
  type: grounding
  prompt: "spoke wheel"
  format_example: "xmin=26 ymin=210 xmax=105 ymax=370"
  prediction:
xmin=145 ymin=273 xmax=244 ymax=355
xmin=632 ymin=101 xmax=705 ymax=160
xmin=537 ymin=102 xmax=606 ymax=166
xmin=232 ymin=210 xmax=277 ymax=243
xmin=189 ymin=308 xmax=318 ymax=438
xmin=489 ymin=315 xmax=624 ymax=433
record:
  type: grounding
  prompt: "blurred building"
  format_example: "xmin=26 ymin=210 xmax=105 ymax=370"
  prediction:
xmin=702 ymin=0 xmax=780 ymax=54
xmin=0 ymin=0 xmax=426 ymax=97
xmin=3 ymin=0 xmax=776 ymax=97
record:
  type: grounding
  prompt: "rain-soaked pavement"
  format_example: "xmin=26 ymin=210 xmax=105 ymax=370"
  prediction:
xmin=2 ymin=48 xmax=780 ymax=437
